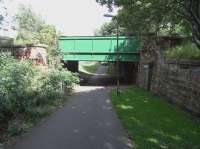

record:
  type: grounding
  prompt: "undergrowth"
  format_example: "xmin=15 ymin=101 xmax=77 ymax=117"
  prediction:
xmin=165 ymin=42 xmax=200 ymax=60
xmin=0 ymin=53 xmax=79 ymax=145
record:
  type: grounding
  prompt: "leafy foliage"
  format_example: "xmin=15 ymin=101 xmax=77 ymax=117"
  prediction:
xmin=94 ymin=20 xmax=125 ymax=36
xmin=37 ymin=24 xmax=57 ymax=47
xmin=98 ymin=0 xmax=189 ymax=34
xmin=15 ymin=5 xmax=45 ymax=44
xmin=0 ymin=0 xmax=7 ymax=29
xmin=96 ymin=0 xmax=200 ymax=48
xmin=182 ymin=0 xmax=200 ymax=49
xmin=95 ymin=21 xmax=116 ymax=36
xmin=0 ymin=54 xmax=34 ymax=117
xmin=37 ymin=24 xmax=59 ymax=63
xmin=165 ymin=42 xmax=200 ymax=60
xmin=14 ymin=5 xmax=60 ymax=65
xmin=0 ymin=54 xmax=78 ymax=122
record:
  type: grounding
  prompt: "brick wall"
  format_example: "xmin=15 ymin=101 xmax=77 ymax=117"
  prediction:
xmin=0 ymin=44 xmax=48 ymax=66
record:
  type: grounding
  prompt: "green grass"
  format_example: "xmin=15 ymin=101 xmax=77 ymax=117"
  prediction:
xmin=110 ymin=86 xmax=200 ymax=149
xmin=165 ymin=42 xmax=200 ymax=60
xmin=79 ymin=62 xmax=100 ymax=74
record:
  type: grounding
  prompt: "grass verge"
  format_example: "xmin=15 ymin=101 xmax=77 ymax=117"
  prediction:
xmin=110 ymin=86 xmax=200 ymax=149
xmin=79 ymin=62 xmax=100 ymax=74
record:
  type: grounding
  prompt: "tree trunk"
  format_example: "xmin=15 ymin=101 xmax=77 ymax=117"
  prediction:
xmin=184 ymin=0 xmax=200 ymax=49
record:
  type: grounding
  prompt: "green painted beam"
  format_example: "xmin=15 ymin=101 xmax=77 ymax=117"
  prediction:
xmin=59 ymin=36 xmax=140 ymax=62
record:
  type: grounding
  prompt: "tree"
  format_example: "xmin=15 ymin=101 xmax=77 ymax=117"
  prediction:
xmin=15 ymin=5 xmax=60 ymax=64
xmin=0 ymin=0 xmax=5 ymax=27
xmin=15 ymin=5 xmax=58 ymax=48
xmin=0 ymin=0 xmax=8 ymax=31
xmin=95 ymin=20 xmax=125 ymax=36
xmin=96 ymin=0 xmax=200 ymax=49
xmin=95 ymin=21 xmax=116 ymax=36
xmin=37 ymin=24 xmax=58 ymax=57
xmin=37 ymin=25 xmax=57 ymax=47
xmin=15 ymin=5 xmax=45 ymax=44
xmin=181 ymin=0 xmax=200 ymax=48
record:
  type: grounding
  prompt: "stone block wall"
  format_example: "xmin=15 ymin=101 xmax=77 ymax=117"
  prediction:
xmin=151 ymin=63 xmax=200 ymax=115
xmin=137 ymin=35 xmax=200 ymax=115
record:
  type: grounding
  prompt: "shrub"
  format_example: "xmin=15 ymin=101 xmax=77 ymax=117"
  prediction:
xmin=32 ymin=67 xmax=79 ymax=106
xmin=7 ymin=120 xmax=25 ymax=137
xmin=165 ymin=42 xmax=200 ymax=60
xmin=0 ymin=54 xmax=35 ymax=119
xmin=0 ymin=54 xmax=79 ymax=122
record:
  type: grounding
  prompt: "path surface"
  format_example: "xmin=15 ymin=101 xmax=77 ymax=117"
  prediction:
xmin=10 ymin=66 xmax=133 ymax=149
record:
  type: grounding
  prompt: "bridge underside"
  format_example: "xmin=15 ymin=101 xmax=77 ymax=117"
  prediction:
xmin=62 ymin=52 xmax=140 ymax=62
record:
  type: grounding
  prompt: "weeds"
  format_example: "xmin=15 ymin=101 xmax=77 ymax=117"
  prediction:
xmin=165 ymin=42 xmax=200 ymax=60
xmin=0 ymin=53 xmax=79 ymax=143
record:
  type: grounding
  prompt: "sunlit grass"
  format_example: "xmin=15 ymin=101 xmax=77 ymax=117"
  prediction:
xmin=110 ymin=86 xmax=200 ymax=149
xmin=79 ymin=62 xmax=100 ymax=74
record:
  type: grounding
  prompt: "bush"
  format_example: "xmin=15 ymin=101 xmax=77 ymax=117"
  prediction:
xmin=0 ymin=54 xmax=79 ymax=122
xmin=0 ymin=54 xmax=35 ymax=119
xmin=165 ymin=42 xmax=200 ymax=60
xmin=32 ymin=67 xmax=79 ymax=106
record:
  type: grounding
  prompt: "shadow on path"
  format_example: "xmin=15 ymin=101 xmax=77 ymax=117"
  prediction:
xmin=9 ymin=66 xmax=134 ymax=149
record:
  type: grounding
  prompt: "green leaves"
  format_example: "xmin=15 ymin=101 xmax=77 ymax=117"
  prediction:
xmin=97 ymin=0 xmax=190 ymax=35
xmin=0 ymin=54 xmax=78 ymax=121
xmin=0 ymin=52 xmax=78 ymax=143
xmin=0 ymin=54 xmax=35 ymax=117
xmin=37 ymin=25 xmax=57 ymax=47
xmin=165 ymin=42 xmax=200 ymax=60
xmin=15 ymin=5 xmax=58 ymax=49
xmin=0 ymin=0 xmax=8 ymax=30
xmin=14 ymin=5 xmax=60 ymax=65
xmin=15 ymin=5 xmax=44 ymax=44
xmin=95 ymin=20 xmax=118 ymax=36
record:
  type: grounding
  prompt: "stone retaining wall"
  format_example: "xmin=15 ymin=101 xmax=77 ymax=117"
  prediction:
xmin=137 ymin=36 xmax=200 ymax=115
xmin=151 ymin=61 xmax=200 ymax=115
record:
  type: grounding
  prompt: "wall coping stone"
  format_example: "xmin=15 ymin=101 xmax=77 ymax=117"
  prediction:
xmin=166 ymin=59 xmax=200 ymax=68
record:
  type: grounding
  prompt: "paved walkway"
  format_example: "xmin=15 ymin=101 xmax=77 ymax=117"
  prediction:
xmin=10 ymin=66 xmax=133 ymax=149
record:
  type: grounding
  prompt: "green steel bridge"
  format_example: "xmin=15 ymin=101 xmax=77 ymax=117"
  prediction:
xmin=59 ymin=36 xmax=140 ymax=62
xmin=58 ymin=36 xmax=140 ymax=74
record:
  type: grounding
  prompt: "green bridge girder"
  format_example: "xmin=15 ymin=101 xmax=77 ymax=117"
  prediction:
xmin=59 ymin=36 xmax=140 ymax=62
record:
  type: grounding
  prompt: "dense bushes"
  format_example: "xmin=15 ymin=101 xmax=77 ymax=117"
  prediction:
xmin=0 ymin=53 xmax=78 ymax=126
xmin=165 ymin=42 xmax=200 ymax=60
